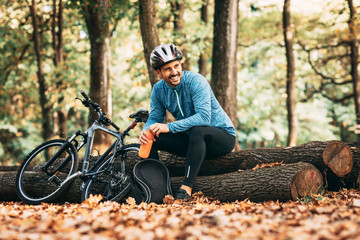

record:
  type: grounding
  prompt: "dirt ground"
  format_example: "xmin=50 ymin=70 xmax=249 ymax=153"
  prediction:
xmin=1 ymin=189 xmax=360 ymax=240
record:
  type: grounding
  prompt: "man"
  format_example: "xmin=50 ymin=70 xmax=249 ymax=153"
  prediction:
xmin=139 ymin=43 xmax=236 ymax=201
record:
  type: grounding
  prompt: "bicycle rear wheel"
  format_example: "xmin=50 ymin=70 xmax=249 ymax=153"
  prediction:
xmin=16 ymin=139 xmax=79 ymax=204
xmin=81 ymin=143 xmax=140 ymax=202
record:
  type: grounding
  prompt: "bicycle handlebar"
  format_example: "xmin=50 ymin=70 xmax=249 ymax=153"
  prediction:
xmin=77 ymin=90 xmax=147 ymax=132
xmin=80 ymin=90 xmax=90 ymax=101
xmin=78 ymin=90 xmax=120 ymax=131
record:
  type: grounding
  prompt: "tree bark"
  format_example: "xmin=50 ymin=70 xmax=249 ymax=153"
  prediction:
xmin=0 ymin=162 xmax=323 ymax=203
xmin=171 ymin=0 xmax=190 ymax=70
xmin=347 ymin=0 xmax=360 ymax=141
xmin=138 ymin=0 xmax=160 ymax=87
xmin=198 ymin=0 xmax=208 ymax=76
xmin=82 ymin=0 xmax=112 ymax=153
xmin=283 ymin=0 xmax=298 ymax=146
xmin=138 ymin=0 xmax=174 ymax=123
xmin=211 ymin=0 xmax=240 ymax=150
xmin=52 ymin=0 xmax=67 ymax=139
xmin=29 ymin=0 xmax=52 ymax=141
xmin=156 ymin=141 xmax=353 ymax=173
xmin=124 ymin=140 xmax=358 ymax=189
xmin=3 ymin=141 xmax=359 ymax=202
xmin=172 ymin=162 xmax=323 ymax=202
xmin=0 ymin=170 xmax=82 ymax=203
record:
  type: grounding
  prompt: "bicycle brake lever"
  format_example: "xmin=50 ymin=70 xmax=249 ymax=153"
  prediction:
xmin=75 ymin=97 xmax=90 ymax=107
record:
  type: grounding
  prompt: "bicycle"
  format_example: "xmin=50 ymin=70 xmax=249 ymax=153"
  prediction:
xmin=16 ymin=91 xmax=148 ymax=204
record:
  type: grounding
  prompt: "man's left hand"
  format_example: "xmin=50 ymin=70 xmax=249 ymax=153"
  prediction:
xmin=149 ymin=123 xmax=170 ymax=137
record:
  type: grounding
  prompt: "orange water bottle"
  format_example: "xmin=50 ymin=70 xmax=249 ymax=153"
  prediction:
xmin=139 ymin=130 xmax=154 ymax=158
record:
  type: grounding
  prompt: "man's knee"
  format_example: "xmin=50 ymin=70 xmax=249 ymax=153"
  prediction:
xmin=189 ymin=126 xmax=206 ymax=135
xmin=189 ymin=126 xmax=210 ymax=142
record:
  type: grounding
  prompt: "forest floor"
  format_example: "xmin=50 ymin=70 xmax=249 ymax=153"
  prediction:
xmin=1 ymin=189 xmax=360 ymax=240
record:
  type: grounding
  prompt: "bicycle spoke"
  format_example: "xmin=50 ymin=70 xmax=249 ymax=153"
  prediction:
xmin=16 ymin=140 xmax=79 ymax=204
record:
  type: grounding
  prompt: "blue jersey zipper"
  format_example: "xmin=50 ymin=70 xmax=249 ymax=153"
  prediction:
xmin=173 ymin=89 xmax=185 ymax=118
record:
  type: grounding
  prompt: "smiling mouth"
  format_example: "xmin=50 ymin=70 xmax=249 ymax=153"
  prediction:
xmin=170 ymin=75 xmax=179 ymax=80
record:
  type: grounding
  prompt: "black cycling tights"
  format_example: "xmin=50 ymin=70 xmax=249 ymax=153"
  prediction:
xmin=148 ymin=126 xmax=236 ymax=188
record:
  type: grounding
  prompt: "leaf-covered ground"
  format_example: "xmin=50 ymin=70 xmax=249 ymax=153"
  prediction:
xmin=1 ymin=189 xmax=360 ymax=240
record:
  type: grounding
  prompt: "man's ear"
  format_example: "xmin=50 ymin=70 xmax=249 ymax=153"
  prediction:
xmin=155 ymin=69 xmax=162 ymax=78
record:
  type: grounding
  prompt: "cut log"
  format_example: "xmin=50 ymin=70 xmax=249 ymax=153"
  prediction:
xmin=157 ymin=141 xmax=355 ymax=176
xmin=0 ymin=162 xmax=323 ymax=203
xmin=0 ymin=170 xmax=82 ymax=203
xmin=171 ymin=162 xmax=324 ymax=202
xmin=332 ymin=142 xmax=360 ymax=189
xmin=1 ymin=140 xmax=358 ymax=202
xmin=0 ymin=171 xmax=20 ymax=202
xmin=116 ymin=141 xmax=340 ymax=176
xmin=323 ymin=141 xmax=353 ymax=177
xmin=159 ymin=140 xmax=358 ymax=190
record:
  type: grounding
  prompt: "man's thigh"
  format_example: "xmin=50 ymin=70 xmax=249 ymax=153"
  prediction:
xmin=190 ymin=126 xmax=235 ymax=157
xmin=153 ymin=132 xmax=189 ymax=157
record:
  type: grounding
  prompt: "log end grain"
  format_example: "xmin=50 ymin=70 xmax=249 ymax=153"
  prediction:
xmin=290 ymin=164 xmax=324 ymax=200
xmin=323 ymin=141 xmax=353 ymax=177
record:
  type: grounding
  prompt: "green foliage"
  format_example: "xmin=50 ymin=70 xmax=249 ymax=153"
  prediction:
xmin=236 ymin=0 xmax=359 ymax=148
xmin=0 ymin=0 xmax=359 ymax=164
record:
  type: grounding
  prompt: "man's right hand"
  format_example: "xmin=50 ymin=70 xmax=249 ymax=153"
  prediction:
xmin=139 ymin=130 xmax=153 ymax=145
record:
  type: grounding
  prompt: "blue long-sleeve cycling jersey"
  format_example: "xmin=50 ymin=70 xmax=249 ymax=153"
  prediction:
xmin=143 ymin=71 xmax=236 ymax=137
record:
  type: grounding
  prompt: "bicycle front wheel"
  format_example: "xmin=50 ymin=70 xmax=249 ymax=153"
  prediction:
xmin=16 ymin=139 xmax=79 ymax=204
xmin=81 ymin=143 xmax=140 ymax=202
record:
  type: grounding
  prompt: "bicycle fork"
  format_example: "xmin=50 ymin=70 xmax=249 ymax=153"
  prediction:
xmin=41 ymin=131 xmax=82 ymax=187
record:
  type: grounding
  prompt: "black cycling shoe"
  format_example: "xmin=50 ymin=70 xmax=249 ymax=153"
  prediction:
xmin=174 ymin=188 xmax=191 ymax=201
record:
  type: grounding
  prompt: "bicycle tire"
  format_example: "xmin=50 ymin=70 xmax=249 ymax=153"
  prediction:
xmin=81 ymin=143 xmax=140 ymax=202
xmin=16 ymin=139 xmax=79 ymax=204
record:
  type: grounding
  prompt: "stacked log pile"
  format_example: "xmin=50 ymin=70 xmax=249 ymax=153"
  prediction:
xmin=0 ymin=140 xmax=359 ymax=203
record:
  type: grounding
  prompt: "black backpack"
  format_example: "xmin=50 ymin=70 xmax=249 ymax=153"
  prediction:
xmin=130 ymin=159 xmax=173 ymax=204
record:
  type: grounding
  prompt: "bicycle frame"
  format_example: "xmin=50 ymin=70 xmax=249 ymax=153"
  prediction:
xmin=46 ymin=120 xmax=128 ymax=189
xmin=81 ymin=121 xmax=123 ymax=174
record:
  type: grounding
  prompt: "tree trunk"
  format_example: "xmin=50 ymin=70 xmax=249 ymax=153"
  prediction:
xmin=0 ymin=162 xmax=323 ymax=203
xmin=138 ymin=0 xmax=174 ymax=123
xmin=171 ymin=0 xmax=190 ymax=70
xmin=138 ymin=0 xmax=160 ymax=87
xmin=283 ymin=0 xmax=298 ymax=146
xmin=347 ymin=0 xmax=360 ymax=141
xmin=52 ymin=0 xmax=67 ymax=139
xmin=211 ymin=0 xmax=240 ymax=150
xmin=29 ymin=0 xmax=52 ymax=141
xmin=82 ymin=0 xmax=112 ymax=154
xmin=198 ymin=0 xmax=208 ymax=76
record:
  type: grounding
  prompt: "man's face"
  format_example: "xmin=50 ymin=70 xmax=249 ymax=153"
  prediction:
xmin=156 ymin=60 xmax=183 ymax=87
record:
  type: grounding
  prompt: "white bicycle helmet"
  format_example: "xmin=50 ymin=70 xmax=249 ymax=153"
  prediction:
xmin=150 ymin=44 xmax=183 ymax=70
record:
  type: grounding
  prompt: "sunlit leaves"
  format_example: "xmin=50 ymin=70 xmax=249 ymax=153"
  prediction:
xmin=1 ymin=189 xmax=360 ymax=239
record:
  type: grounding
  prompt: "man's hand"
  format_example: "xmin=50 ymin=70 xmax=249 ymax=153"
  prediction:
xmin=149 ymin=123 xmax=169 ymax=137
xmin=139 ymin=130 xmax=152 ymax=145
xmin=139 ymin=123 xmax=169 ymax=145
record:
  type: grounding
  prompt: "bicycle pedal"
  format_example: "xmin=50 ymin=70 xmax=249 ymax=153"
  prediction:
xmin=48 ymin=175 xmax=62 ymax=187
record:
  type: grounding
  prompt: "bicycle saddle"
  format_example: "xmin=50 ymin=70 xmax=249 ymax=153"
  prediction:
xmin=129 ymin=108 xmax=149 ymax=122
